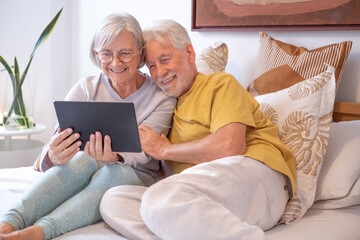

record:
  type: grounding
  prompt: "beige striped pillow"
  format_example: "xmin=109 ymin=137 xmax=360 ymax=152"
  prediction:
xmin=248 ymin=32 xmax=352 ymax=96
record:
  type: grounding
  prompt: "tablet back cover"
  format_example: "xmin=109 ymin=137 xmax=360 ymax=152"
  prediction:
xmin=54 ymin=101 xmax=141 ymax=153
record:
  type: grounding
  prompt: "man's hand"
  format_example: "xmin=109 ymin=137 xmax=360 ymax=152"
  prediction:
xmin=84 ymin=131 xmax=122 ymax=163
xmin=139 ymin=125 xmax=170 ymax=160
xmin=48 ymin=128 xmax=82 ymax=166
xmin=140 ymin=122 xmax=247 ymax=165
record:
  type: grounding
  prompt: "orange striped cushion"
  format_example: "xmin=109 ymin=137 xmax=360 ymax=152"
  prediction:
xmin=248 ymin=32 xmax=352 ymax=96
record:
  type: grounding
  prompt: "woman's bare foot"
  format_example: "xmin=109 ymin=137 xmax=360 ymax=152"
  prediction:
xmin=0 ymin=225 xmax=44 ymax=240
xmin=0 ymin=222 xmax=15 ymax=234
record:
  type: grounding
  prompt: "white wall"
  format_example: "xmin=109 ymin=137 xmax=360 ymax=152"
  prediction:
xmin=71 ymin=0 xmax=360 ymax=102
xmin=1 ymin=0 xmax=360 ymax=143
xmin=0 ymin=0 xmax=71 ymax=142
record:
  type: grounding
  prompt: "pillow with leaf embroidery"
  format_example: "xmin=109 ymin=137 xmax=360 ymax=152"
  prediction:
xmin=255 ymin=65 xmax=336 ymax=224
xmin=196 ymin=41 xmax=228 ymax=74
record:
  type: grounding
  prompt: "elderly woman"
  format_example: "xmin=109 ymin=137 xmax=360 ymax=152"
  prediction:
xmin=0 ymin=12 xmax=176 ymax=240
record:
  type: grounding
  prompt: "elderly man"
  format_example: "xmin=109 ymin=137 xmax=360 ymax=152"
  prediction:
xmin=100 ymin=19 xmax=296 ymax=240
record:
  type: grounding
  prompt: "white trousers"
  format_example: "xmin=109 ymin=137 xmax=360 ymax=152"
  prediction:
xmin=100 ymin=156 xmax=289 ymax=240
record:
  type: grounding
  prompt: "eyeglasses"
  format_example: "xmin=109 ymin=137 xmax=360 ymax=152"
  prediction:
xmin=96 ymin=50 xmax=138 ymax=64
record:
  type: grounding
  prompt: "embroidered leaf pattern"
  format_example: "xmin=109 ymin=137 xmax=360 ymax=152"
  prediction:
xmin=288 ymin=70 xmax=332 ymax=100
xmin=259 ymin=103 xmax=278 ymax=125
xmin=201 ymin=43 xmax=228 ymax=73
xmin=278 ymin=195 xmax=302 ymax=224
xmin=281 ymin=111 xmax=332 ymax=176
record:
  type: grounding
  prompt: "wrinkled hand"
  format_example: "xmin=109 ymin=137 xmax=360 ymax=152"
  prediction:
xmin=48 ymin=128 xmax=82 ymax=165
xmin=84 ymin=131 xmax=120 ymax=163
xmin=138 ymin=125 xmax=170 ymax=160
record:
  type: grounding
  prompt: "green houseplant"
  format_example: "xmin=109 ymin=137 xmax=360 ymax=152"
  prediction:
xmin=0 ymin=8 xmax=63 ymax=130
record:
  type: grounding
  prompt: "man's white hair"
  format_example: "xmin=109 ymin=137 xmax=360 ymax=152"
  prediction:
xmin=143 ymin=19 xmax=192 ymax=51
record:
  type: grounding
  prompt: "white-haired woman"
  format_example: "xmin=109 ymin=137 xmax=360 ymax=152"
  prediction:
xmin=0 ymin=12 xmax=176 ymax=240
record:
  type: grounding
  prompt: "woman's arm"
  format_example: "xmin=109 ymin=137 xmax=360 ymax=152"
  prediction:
xmin=37 ymin=76 xmax=95 ymax=172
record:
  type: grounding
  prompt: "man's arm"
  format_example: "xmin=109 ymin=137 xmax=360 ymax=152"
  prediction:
xmin=139 ymin=122 xmax=247 ymax=164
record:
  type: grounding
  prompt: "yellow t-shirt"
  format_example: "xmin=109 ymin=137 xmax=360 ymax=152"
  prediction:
xmin=167 ymin=73 xmax=296 ymax=196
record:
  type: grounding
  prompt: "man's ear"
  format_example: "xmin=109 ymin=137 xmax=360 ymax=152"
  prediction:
xmin=185 ymin=43 xmax=196 ymax=63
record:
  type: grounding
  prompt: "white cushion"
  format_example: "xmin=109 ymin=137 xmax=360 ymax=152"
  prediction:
xmin=313 ymin=177 xmax=360 ymax=209
xmin=313 ymin=120 xmax=360 ymax=207
xmin=255 ymin=65 xmax=336 ymax=224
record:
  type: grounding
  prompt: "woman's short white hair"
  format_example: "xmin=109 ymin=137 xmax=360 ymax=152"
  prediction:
xmin=143 ymin=19 xmax=192 ymax=51
xmin=90 ymin=12 xmax=145 ymax=69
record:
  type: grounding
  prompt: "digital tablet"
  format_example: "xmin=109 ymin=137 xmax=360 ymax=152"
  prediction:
xmin=53 ymin=101 xmax=142 ymax=153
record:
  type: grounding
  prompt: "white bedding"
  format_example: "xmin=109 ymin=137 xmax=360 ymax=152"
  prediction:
xmin=1 ymin=167 xmax=360 ymax=240
xmin=265 ymin=205 xmax=360 ymax=240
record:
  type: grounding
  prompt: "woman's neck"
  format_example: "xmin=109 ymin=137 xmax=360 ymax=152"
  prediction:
xmin=110 ymin=71 xmax=145 ymax=99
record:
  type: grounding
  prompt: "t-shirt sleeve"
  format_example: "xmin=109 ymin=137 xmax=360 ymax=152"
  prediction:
xmin=210 ymin=74 xmax=256 ymax=133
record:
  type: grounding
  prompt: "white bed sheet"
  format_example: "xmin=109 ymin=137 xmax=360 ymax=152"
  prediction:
xmin=265 ymin=205 xmax=360 ymax=240
xmin=1 ymin=167 xmax=360 ymax=240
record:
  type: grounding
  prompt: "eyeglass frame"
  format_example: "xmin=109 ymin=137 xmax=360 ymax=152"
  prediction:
xmin=96 ymin=49 xmax=142 ymax=64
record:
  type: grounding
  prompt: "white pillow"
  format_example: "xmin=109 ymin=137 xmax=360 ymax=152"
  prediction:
xmin=255 ymin=65 xmax=336 ymax=224
xmin=196 ymin=41 xmax=228 ymax=74
xmin=315 ymin=120 xmax=360 ymax=202
xmin=313 ymin=177 xmax=360 ymax=209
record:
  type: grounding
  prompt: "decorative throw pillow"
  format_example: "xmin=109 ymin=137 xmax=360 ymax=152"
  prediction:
xmin=255 ymin=65 xmax=336 ymax=224
xmin=248 ymin=32 xmax=352 ymax=96
xmin=196 ymin=41 xmax=228 ymax=74
xmin=315 ymin=120 xmax=360 ymax=202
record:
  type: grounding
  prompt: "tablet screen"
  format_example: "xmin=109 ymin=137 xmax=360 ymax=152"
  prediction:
xmin=54 ymin=101 xmax=142 ymax=153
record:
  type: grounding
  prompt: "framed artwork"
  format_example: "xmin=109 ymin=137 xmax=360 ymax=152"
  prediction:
xmin=192 ymin=0 xmax=360 ymax=31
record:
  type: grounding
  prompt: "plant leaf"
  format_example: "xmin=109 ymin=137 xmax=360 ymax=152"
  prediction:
xmin=0 ymin=56 xmax=15 ymax=125
xmin=4 ymin=57 xmax=27 ymax=126
xmin=14 ymin=57 xmax=20 ymax=89
xmin=5 ymin=56 xmax=34 ymax=123
xmin=13 ymin=57 xmax=24 ymax=116
xmin=2 ymin=8 xmax=62 ymax=128
xmin=12 ymin=8 xmax=63 ymax=114
xmin=30 ymin=8 xmax=63 ymax=58
xmin=0 ymin=55 xmax=15 ymax=84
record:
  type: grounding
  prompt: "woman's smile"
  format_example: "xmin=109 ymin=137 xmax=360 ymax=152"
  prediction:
xmin=109 ymin=67 xmax=128 ymax=74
